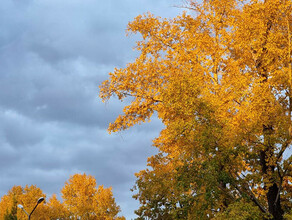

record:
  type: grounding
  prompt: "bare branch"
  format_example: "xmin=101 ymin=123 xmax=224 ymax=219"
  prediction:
xmin=277 ymin=140 xmax=291 ymax=160
xmin=121 ymin=92 xmax=162 ymax=103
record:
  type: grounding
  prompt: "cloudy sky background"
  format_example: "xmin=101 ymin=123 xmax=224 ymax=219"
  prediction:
xmin=0 ymin=0 xmax=184 ymax=218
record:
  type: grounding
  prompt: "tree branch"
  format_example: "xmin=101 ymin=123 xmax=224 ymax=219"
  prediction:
xmin=234 ymin=173 xmax=268 ymax=214
xmin=121 ymin=92 xmax=162 ymax=103
xmin=277 ymin=140 xmax=291 ymax=160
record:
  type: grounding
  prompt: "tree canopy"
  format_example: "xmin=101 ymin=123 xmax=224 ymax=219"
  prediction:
xmin=100 ymin=0 xmax=292 ymax=219
xmin=0 ymin=173 xmax=124 ymax=220
xmin=62 ymin=173 xmax=124 ymax=220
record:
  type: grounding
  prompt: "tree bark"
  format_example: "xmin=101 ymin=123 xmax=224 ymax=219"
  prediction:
xmin=260 ymin=148 xmax=284 ymax=220
xmin=267 ymin=183 xmax=283 ymax=220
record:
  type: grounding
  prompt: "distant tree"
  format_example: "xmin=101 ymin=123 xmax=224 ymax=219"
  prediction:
xmin=94 ymin=185 xmax=125 ymax=220
xmin=17 ymin=185 xmax=47 ymax=219
xmin=0 ymin=175 xmax=124 ymax=219
xmin=3 ymin=197 xmax=17 ymax=220
xmin=0 ymin=186 xmax=22 ymax=220
xmin=0 ymin=185 xmax=46 ymax=220
xmin=61 ymin=173 xmax=125 ymax=220
xmin=45 ymin=194 xmax=69 ymax=220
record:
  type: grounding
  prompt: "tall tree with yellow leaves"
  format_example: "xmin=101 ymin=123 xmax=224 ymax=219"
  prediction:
xmin=100 ymin=0 xmax=292 ymax=219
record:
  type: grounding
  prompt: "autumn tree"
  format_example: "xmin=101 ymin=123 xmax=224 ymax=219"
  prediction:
xmin=0 ymin=185 xmax=46 ymax=220
xmin=100 ymin=0 xmax=292 ymax=219
xmin=0 ymin=185 xmax=69 ymax=220
xmin=44 ymin=194 xmax=69 ymax=220
xmin=94 ymin=185 xmax=124 ymax=220
xmin=17 ymin=185 xmax=47 ymax=219
xmin=0 ymin=186 xmax=22 ymax=220
xmin=61 ymin=173 xmax=124 ymax=220
xmin=0 ymin=175 xmax=124 ymax=220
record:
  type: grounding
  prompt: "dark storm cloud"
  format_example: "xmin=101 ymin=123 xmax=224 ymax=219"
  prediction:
xmin=0 ymin=0 xmax=181 ymax=218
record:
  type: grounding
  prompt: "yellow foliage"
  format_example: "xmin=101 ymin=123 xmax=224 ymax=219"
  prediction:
xmin=61 ymin=173 xmax=123 ymax=220
xmin=0 ymin=185 xmax=46 ymax=220
xmin=0 ymin=174 xmax=124 ymax=220
xmin=0 ymin=186 xmax=22 ymax=219
xmin=45 ymin=194 xmax=69 ymax=219
xmin=100 ymin=0 xmax=292 ymax=218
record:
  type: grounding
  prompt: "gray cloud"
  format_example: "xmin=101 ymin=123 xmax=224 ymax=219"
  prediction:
xmin=0 ymin=0 xmax=181 ymax=218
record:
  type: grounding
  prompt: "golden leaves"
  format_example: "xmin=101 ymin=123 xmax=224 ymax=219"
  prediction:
xmin=100 ymin=0 xmax=292 ymax=218
xmin=0 ymin=174 xmax=124 ymax=220
xmin=61 ymin=173 xmax=122 ymax=220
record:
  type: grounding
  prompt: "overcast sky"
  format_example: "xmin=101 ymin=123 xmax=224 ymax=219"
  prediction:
xmin=0 ymin=0 xmax=183 ymax=219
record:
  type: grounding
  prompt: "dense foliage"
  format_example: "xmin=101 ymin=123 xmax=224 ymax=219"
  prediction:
xmin=100 ymin=0 xmax=292 ymax=219
xmin=0 ymin=174 xmax=124 ymax=220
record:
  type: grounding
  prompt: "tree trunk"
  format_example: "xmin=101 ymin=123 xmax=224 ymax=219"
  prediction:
xmin=260 ymin=149 xmax=284 ymax=220
xmin=267 ymin=183 xmax=283 ymax=220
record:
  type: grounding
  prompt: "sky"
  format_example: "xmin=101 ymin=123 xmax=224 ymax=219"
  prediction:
xmin=0 ymin=0 xmax=183 ymax=219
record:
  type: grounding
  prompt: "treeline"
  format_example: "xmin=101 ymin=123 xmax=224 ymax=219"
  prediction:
xmin=0 ymin=173 xmax=125 ymax=220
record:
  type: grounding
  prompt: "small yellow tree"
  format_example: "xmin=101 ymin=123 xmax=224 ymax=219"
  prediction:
xmin=0 ymin=185 xmax=46 ymax=220
xmin=94 ymin=185 xmax=125 ymax=220
xmin=0 ymin=186 xmax=22 ymax=219
xmin=17 ymin=185 xmax=46 ymax=219
xmin=61 ymin=173 xmax=124 ymax=220
xmin=45 ymin=194 xmax=69 ymax=220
